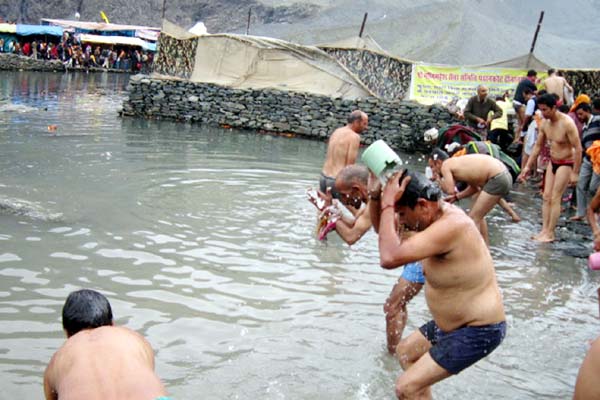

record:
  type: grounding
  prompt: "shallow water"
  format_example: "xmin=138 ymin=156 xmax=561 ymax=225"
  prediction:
xmin=0 ymin=71 xmax=598 ymax=399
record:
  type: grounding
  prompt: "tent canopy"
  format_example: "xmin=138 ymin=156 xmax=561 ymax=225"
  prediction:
xmin=188 ymin=22 xmax=207 ymax=36
xmin=474 ymin=53 xmax=551 ymax=71
xmin=41 ymin=18 xmax=159 ymax=33
xmin=187 ymin=33 xmax=373 ymax=99
xmin=317 ymin=34 xmax=387 ymax=54
xmin=79 ymin=33 xmax=156 ymax=51
xmin=16 ymin=24 xmax=63 ymax=36
xmin=0 ymin=23 xmax=17 ymax=34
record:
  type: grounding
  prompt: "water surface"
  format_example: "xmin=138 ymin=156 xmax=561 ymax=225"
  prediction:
xmin=0 ymin=71 xmax=597 ymax=399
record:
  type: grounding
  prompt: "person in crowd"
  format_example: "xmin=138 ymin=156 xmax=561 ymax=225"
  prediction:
xmin=520 ymin=88 xmax=538 ymax=170
xmin=543 ymin=68 xmax=573 ymax=104
xmin=571 ymin=103 xmax=600 ymax=221
xmin=22 ymin=41 xmax=30 ymax=56
xmin=513 ymin=70 xmax=538 ymax=137
xmin=377 ymin=170 xmax=506 ymax=400
xmin=318 ymin=110 xmax=367 ymax=198
xmin=488 ymin=96 xmax=513 ymax=151
xmin=463 ymin=85 xmax=503 ymax=139
xmin=569 ymin=94 xmax=591 ymax=138
xmin=518 ymin=94 xmax=582 ymax=242
xmin=429 ymin=149 xmax=513 ymax=244
xmin=44 ymin=289 xmax=169 ymax=400
xmin=592 ymin=98 xmax=600 ymax=115
xmin=0 ymin=38 xmax=4 ymax=53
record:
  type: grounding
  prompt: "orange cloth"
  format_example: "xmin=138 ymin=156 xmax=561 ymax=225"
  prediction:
xmin=452 ymin=148 xmax=467 ymax=157
xmin=586 ymin=140 xmax=600 ymax=174
xmin=570 ymin=94 xmax=591 ymax=113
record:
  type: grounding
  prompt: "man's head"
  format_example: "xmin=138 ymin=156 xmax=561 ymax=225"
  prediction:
xmin=593 ymin=98 xmax=600 ymax=114
xmin=428 ymin=148 xmax=449 ymax=177
xmin=62 ymin=289 xmax=114 ymax=338
xmin=537 ymin=93 xmax=558 ymax=120
xmin=548 ymin=68 xmax=556 ymax=76
xmin=347 ymin=110 xmax=368 ymax=134
xmin=395 ymin=170 xmax=443 ymax=232
xmin=477 ymin=85 xmax=488 ymax=101
xmin=527 ymin=69 xmax=537 ymax=81
xmin=576 ymin=102 xmax=592 ymax=123
xmin=523 ymin=88 xmax=535 ymax=101
xmin=335 ymin=165 xmax=369 ymax=208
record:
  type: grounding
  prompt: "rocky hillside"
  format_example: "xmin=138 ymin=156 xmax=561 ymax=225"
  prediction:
xmin=2 ymin=0 xmax=600 ymax=68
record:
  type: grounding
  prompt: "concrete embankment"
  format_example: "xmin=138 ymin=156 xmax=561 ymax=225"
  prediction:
xmin=121 ymin=75 xmax=460 ymax=153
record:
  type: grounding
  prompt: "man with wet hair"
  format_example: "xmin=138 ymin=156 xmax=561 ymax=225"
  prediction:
xmin=333 ymin=165 xmax=425 ymax=354
xmin=44 ymin=289 xmax=169 ymax=400
xmin=377 ymin=170 xmax=506 ymax=400
xmin=319 ymin=110 xmax=368 ymax=198
xmin=518 ymin=93 xmax=582 ymax=242
xmin=428 ymin=149 xmax=514 ymax=244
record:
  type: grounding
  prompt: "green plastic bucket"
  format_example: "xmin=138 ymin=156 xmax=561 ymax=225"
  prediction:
xmin=361 ymin=140 xmax=402 ymax=177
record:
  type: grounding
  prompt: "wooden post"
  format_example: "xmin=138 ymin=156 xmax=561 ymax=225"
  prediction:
xmin=246 ymin=8 xmax=252 ymax=35
xmin=161 ymin=0 xmax=167 ymax=20
xmin=358 ymin=12 xmax=368 ymax=37
xmin=529 ymin=11 xmax=544 ymax=54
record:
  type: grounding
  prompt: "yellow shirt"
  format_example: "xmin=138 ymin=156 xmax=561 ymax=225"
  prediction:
xmin=490 ymin=100 xmax=510 ymax=131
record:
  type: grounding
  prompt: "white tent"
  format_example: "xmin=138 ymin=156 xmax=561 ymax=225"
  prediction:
xmin=188 ymin=22 xmax=207 ymax=36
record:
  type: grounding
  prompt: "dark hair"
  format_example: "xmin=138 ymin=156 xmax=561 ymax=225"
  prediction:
xmin=537 ymin=89 xmax=547 ymax=97
xmin=558 ymin=104 xmax=570 ymax=113
xmin=537 ymin=93 xmax=557 ymax=108
xmin=548 ymin=68 xmax=556 ymax=75
xmin=396 ymin=170 xmax=442 ymax=209
xmin=523 ymin=88 xmax=534 ymax=96
xmin=527 ymin=69 xmax=537 ymax=77
xmin=576 ymin=102 xmax=592 ymax=113
xmin=347 ymin=110 xmax=364 ymax=124
xmin=62 ymin=289 xmax=113 ymax=337
xmin=592 ymin=98 xmax=600 ymax=110
xmin=430 ymin=148 xmax=449 ymax=161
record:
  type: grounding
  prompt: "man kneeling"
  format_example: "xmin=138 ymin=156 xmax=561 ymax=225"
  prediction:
xmin=377 ymin=171 xmax=506 ymax=400
xmin=44 ymin=289 xmax=168 ymax=400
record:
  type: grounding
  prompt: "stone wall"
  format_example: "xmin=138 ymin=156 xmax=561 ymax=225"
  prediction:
xmin=0 ymin=53 xmax=64 ymax=72
xmin=322 ymin=48 xmax=412 ymax=100
xmin=121 ymin=75 xmax=459 ymax=153
xmin=561 ymin=70 xmax=600 ymax=99
xmin=153 ymin=35 xmax=198 ymax=79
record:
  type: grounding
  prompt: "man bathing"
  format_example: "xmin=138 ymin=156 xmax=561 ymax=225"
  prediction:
xmin=518 ymin=93 xmax=582 ymax=242
xmin=377 ymin=171 xmax=505 ymax=400
xmin=428 ymin=149 xmax=513 ymax=244
xmin=44 ymin=289 xmax=168 ymax=400
xmin=319 ymin=110 xmax=368 ymax=198
xmin=332 ymin=165 xmax=425 ymax=354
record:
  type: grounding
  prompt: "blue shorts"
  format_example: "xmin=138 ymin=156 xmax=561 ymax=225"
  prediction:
xmin=419 ymin=320 xmax=506 ymax=375
xmin=401 ymin=262 xmax=425 ymax=284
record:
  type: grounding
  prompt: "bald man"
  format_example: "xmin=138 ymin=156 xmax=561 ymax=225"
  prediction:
xmin=463 ymin=85 xmax=503 ymax=139
xmin=319 ymin=110 xmax=368 ymax=198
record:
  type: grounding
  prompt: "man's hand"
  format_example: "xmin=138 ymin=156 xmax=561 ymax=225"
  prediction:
xmin=475 ymin=117 xmax=485 ymax=125
xmin=382 ymin=170 xmax=411 ymax=209
xmin=444 ymin=194 xmax=458 ymax=203
xmin=569 ymin=171 xmax=579 ymax=186
xmin=367 ymin=171 xmax=382 ymax=199
xmin=517 ymin=166 xmax=530 ymax=183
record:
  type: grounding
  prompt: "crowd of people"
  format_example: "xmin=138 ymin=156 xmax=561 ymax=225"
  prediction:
xmin=306 ymin=68 xmax=600 ymax=398
xmin=0 ymin=32 xmax=154 ymax=72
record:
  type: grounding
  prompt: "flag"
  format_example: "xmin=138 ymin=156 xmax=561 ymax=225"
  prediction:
xmin=100 ymin=11 xmax=110 ymax=24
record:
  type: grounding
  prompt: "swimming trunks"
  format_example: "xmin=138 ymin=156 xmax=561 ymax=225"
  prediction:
xmin=550 ymin=159 xmax=574 ymax=175
xmin=419 ymin=320 xmax=506 ymax=375
xmin=401 ymin=262 xmax=425 ymax=284
xmin=319 ymin=173 xmax=341 ymax=199
xmin=482 ymin=170 xmax=512 ymax=196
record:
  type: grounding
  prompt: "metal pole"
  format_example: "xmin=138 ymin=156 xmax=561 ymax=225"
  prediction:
xmin=161 ymin=0 xmax=167 ymax=21
xmin=246 ymin=7 xmax=252 ymax=35
xmin=358 ymin=12 xmax=368 ymax=37
xmin=529 ymin=11 xmax=544 ymax=54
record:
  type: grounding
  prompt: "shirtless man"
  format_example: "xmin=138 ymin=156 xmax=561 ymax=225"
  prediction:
xmin=518 ymin=93 xmax=582 ymax=242
xmin=429 ymin=149 xmax=513 ymax=244
xmin=319 ymin=110 xmax=368 ymax=197
xmin=333 ymin=165 xmax=425 ymax=353
xmin=44 ymin=289 xmax=168 ymax=400
xmin=377 ymin=171 xmax=506 ymax=400
xmin=542 ymin=69 xmax=573 ymax=104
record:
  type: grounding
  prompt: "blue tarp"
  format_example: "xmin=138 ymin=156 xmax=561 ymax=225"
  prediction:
xmin=16 ymin=25 xmax=63 ymax=37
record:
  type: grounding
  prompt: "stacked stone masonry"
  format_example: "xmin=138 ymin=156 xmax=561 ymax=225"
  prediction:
xmin=121 ymin=75 xmax=461 ymax=153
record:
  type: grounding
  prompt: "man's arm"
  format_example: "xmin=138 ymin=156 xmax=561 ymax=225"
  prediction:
xmin=43 ymin=360 xmax=58 ymax=400
xmin=588 ymin=188 xmax=600 ymax=250
xmin=463 ymin=97 xmax=480 ymax=124
xmin=488 ymin=100 xmax=503 ymax=122
xmin=345 ymin=135 xmax=360 ymax=166
xmin=335 ymin=207 xmax=372 ymax=245
xmin=439 ymin=161 xmax=456 ymax=194
xmin=565 ymin=117 xmax=583 ymax=178
xmin=378 ymin=174 xmax=455 ymax=268
xmin=518 ymin=123 xmax=546 ymax=181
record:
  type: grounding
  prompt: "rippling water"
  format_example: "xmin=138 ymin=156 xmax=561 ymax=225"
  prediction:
xmin=0 ymin=71 xmax=598 ymax=399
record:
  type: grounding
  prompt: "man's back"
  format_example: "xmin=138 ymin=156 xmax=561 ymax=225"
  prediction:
xmin=321 ymin=127 xmax=360 ymax=177
xmin=544 ymin=75 xmax=566 ymax=101
xmin=443 ymin=154 xmax=507 ymax=187
xmin=44 ymin=326 xmax=166 ymax=400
